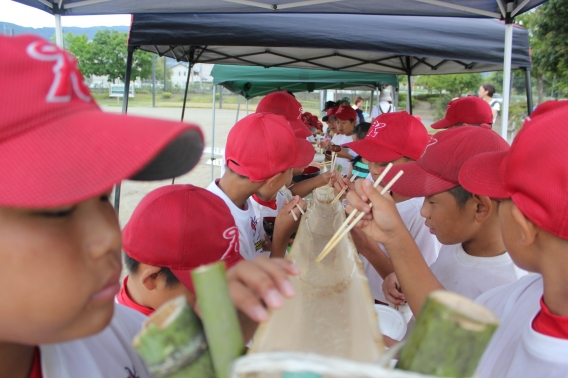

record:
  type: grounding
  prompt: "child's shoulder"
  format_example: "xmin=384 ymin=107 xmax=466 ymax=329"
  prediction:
xmin=40 ymin=304 xmax=151 ymax=378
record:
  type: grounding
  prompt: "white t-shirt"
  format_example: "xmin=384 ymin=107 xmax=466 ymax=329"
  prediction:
xmin=207 ymin=180 xmax=263 ymax=260
xmin=371 ymin=102 xmax=395 ymax=119
xmin=430 ymin=243 xmax=527 ymax=300
xmin=475 ymin=274 xmax=568 ymax=378
xmin=330 ymin=134 xmax=354 ymax=175
xmin=361 ymin=196 xmax=440 ymax=303
xmin=251 ymin=191 xmax=286 ymax=246
xmin=40 ymin=304 xmax=152 ymax=378
xmin=490 ymin=100 xmax=501 ymax=124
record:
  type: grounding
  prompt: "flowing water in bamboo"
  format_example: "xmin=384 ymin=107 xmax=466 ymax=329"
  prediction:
xmin=246 ymin=187 xmax=384 ymax=377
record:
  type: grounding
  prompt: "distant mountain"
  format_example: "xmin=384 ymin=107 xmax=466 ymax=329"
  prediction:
xmin=1 ymin=22 xmax=129 ymax=41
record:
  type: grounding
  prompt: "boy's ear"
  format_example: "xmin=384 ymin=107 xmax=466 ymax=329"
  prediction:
xmin=473 ymin=195 xmax=493 ymax=223
xmin=139 ymin=265 xmax=162 ymax=291
xmin=265 ymin=171 xmax=284 ymax=188
xmin=510 ymin=203 xmax=539 ymax=247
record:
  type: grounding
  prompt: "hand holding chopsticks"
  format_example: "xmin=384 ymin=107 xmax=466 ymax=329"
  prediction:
xmin=330 ymin=174 xmax=357 ymax=204
xmin=316 ymin=163 xmax=403 ymax=263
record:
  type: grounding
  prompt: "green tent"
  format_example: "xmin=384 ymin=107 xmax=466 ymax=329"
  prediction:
xmin=211 ymin=65 xmax=398 ymax=99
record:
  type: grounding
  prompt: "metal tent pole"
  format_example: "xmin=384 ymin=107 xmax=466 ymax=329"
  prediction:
xmin=54 ymin=14 xmax=64 ymax=48
xmin=525 ymin=68 xmax=533 ymax=115
xmin=501 ymin=5 xmax=514 ymax=141
xmin=235 ymin=95 xmax=241 ymax=123
xmin=172 ymin=60 xmax=194 ymax=185
xmin=246 ymin=98 xmax=249 ymax=115
xmin=151 ymin=54 xmax=156 ymax=108
xmin=211 ymin=85 xmax=217 ymax=181
xmin=406 ymin=57 xmax=413 ymax=114
xmin=113 ymin=46 xmax=135 ymax=213
xmin=369 ymin=89 xmax=374 ymax=120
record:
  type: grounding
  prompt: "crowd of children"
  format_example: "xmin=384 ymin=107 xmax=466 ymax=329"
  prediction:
xmin=3 ymin=33 xmax=567 ymax=378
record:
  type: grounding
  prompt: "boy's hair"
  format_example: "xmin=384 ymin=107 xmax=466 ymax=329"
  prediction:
xmin=482 ymin=83 xmax=496 ymax=97
xmin=123 ymin=252 xmax=180 ymax=288
xmin=354 ymin=122 xmax=371 ymax=140
xmin=448 ymin=185 xmax=473 ymax=209
xmin=324 ymin=101 xmax=336 ymax=111
xmin=354 ymin=96 xmax=364 ymax=105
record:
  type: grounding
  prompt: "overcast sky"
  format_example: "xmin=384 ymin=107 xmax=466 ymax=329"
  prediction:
xmin=0 ymin=0 xmax=131 ymax=28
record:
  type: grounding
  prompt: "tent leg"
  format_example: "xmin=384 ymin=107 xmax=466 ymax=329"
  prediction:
xmin=219 ymin=87 xmax=223 ymax=109
xmin=211 ymin=85 xmax=217 ymax=182
xmin=407 ymin=76 xmax=413 ymax=114
xmin=525 ymin=68 xmax=533 ymax=115
xmin=113 ymin=47 xmax=135 ymax=213
xmin=501 ymin=15 xmax=514 ymax=141
xmin=369 ymin=89 xmax=374 ymax=120
xmin=54 ymin=14 xmax=63 ymax=48
xmin=172 ymin=61 xmax=194 ymax=185
xmin=235 ymin=95 xmax=241 ymax=123
xmin=246 ymin=98 xmax=249 ymax=115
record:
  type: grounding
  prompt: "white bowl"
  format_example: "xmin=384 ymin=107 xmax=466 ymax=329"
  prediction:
xmin=374 ymin=304 xmax=408 ymax=341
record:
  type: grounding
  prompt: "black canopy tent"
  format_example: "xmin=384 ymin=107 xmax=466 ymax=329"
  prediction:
xmin=123 ymin=12 xmax=531 ymax=193
xmin=14 ymin=0 xmax=545 ymax=17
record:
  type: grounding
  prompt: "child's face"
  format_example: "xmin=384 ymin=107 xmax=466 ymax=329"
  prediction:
xmin=420 ymin=191 xmax=479 ymax=245
xmin=338 ymin=119 xmax=355 ymax=135
xmin=329 ymin=119 xmax=338 ymax=132
xmin=368 ymin=157 xmax=408 ymax=183
xmin=0 ymin=193 xmax=122 ymax=345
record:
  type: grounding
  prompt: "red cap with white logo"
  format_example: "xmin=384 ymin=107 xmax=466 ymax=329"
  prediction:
xmin=459 ymin=100 xmax=568 ymax=239
xmin=0 ymin=35 xmax=204 ymax=208
xmin=431 ymin=96 xmax=493 ymax=129
xmin=345 ymin=111 xmax=430 ymax=162
xmin=226 ymin=113 xmax=314 ymax=181
xmin=334 ymin=105 xmax=357 ymax=121
xmin=384 ymin=126 xmax=509 ymax=198
xmin=256 ymin=91 xmax=312 ymax=138
xmin=122 ymin=185 xmax=243 ymax=293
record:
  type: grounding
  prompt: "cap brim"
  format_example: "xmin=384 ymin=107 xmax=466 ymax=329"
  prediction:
xmin=384 ymin=162 xmax=457 ymax=197
xmin=431 ymin=118 xmax=454 ymax=130
xmin=0 ymin=110 xmax=203 ymax=208
xmin=289 ymin=119 xmax=313 ymax=138
xmin=345 ymin=139 xmax=403 ymax=163
xmin=292 ymin=138 xmax=315 ymax=168
xmin=458 ymin=151 xmax=509 ymax=199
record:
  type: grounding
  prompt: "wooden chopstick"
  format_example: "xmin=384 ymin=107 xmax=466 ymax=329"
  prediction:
xmin=330 ymin=174 xmax=357 ymax=205
xmin=318 ymin=163 xmax=393 ymax=254
xmin=282 ymin=189 xmax=305 ymax=215
xmin=315 ymin=169 xmax=403 ymax=263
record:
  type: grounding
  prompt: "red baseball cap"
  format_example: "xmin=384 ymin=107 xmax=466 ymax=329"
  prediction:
xmin=334 ymin=105 xmax=357 ymax=121
xmin=301 ymin=112 xmax=314 ymax=127
xmin=384 ymin=126 xmax=509 ymax=198
xmin=312 ymin=115 xmax=323 ymax=130
xmin=122 ymin=185 xmax=243 ymax=293
xmin=431 ymin=96 xmax=493 ymax=129
xmin=226 ymin=113 xmax=314 ymax=181
xmin=0 ymin=35 xmax=204 ymax=208
xmin=256 ymin=91 xmax=312 ymax=138
xmin=459 ymin=100 xmax=568 ymax=239
xmin=344 ymin=111 xmax=430 ymax=162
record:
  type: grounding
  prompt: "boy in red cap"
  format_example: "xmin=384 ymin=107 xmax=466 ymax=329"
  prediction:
xmin=320 ymin=105 xmax=358 ymax=174
xmin=118 ymin=185 xmax=243 ymax=316
xmin=347 ymin=126 xmax=525 ymax=309
xmin=380 ymin=126 xmax=526 ymax=303
xmin=0 ymin=35 xmax=298 ymax=377
xmin=208 ymin=113 xmax=313 ymax=260
xmin=431 ymin=96 xmax=493 ymax=129
xmin=341 ymin=112 xmax=440 ymax=307
xmin=346 ymin=101 xmax=568 ymax=377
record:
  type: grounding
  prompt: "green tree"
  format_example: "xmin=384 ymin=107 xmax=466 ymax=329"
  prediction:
xmin=87 ymin=30 xmax=152 ymax=82
xmin=62 ymin=32 xmax=92 ymax=74
xmin=415 ymin=73 xmax=482 ymax=98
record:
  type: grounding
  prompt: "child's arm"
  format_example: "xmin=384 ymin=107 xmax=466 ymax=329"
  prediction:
xmin=271 ymin=196 xmax=307 ymax=259
xmin=345 ymin=179 xmax=443 ymax=315
xmin=350 ymin=228 xmax=394 ymax=279
xmin=335 ymin=147 xmax=353 ymax=160
xmin=226 ymin=256 xmax=299 ymax=341
xmin=290 ymin=170 xmax=339 ymax=198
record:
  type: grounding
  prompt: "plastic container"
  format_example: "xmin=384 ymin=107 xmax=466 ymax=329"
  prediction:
xmin=374 ymin=304 xmax=408 ymax=341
